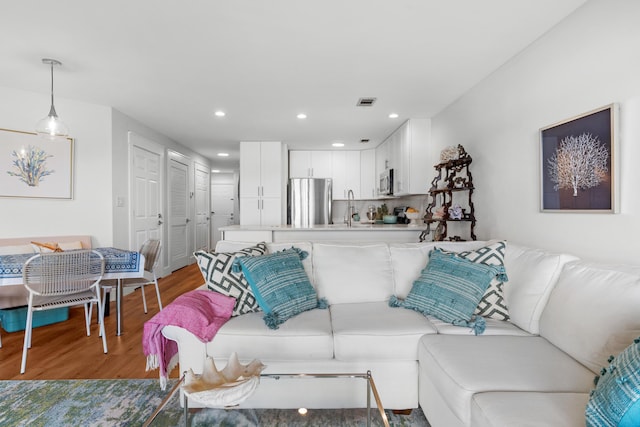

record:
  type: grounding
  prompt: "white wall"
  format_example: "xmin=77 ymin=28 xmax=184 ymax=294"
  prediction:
xmin=0 ymin=87 xmax=113 ymax=247
xmin=0 ymin=87 xmax=210 ymax=254
xmin=432 ymin=0 xmax=640 ymax=264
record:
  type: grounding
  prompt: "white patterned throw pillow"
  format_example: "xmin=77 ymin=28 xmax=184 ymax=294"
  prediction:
xmin=194 ymin=242 xmax=267 ymax=316
xmin=439 ymin=240 xmax=510 ymax=321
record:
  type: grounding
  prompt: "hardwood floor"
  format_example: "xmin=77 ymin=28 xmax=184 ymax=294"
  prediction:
xmin=0 ymin=263 xmax=203 ymax=380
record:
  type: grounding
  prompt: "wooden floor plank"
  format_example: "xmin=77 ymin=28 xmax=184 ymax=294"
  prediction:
xmin=0 ymin=263 xmax=203 ymax=380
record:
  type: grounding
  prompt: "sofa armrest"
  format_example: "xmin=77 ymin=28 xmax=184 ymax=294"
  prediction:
xmin=161 ymin=325 xmax=208 ymax=375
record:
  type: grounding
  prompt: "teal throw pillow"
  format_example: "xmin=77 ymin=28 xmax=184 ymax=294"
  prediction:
xmin=233 ymin=248 xmax=327 ymax=329
xmin=586 ymin=337 xmax=640 ymax=427
xmin=390 ymin=248 xmax=502 ymax=335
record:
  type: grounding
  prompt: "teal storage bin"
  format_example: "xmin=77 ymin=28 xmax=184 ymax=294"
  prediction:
xmin=0 ymin=306 xmax=69 ymax=333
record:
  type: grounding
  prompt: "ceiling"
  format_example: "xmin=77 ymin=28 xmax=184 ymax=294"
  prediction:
xmin=1 ymin=0 xmax=587 ymax=171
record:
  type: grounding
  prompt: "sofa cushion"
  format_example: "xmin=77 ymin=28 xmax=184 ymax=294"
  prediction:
xmin=418 ymin=334 xmax=595 ymax=426
xmin=194 ymin=242 xmax=267 ymax=316
xmin=207 ymin=308 xmax=333 ymax=360
xmin=471 ymin=392 xmax=590 ymax=427
xmin=396 ymin=249 xmax=501 ymax=334
xmin=330 ymin=301 xmax=437 ymax=361
xmin=312 ymin=243 xmax=393 ymax=304
xmin=234 ymin=248 xmax=325 ymax=329
xmin=586 ymin=337 xmax=640 ymax=427
xmin=503 ymin=243 xmax=578 ymax=334
xmin=539 ymin=261 xmax=640 ymax=373
xmin=441 ymin=240 xmax=509 ymax=321
xmin=428 ymin=316 xmax=531 ymax=336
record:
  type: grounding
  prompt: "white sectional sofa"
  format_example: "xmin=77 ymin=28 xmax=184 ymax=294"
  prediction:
xmin=161 ymin=240 xmax=640 ymax=425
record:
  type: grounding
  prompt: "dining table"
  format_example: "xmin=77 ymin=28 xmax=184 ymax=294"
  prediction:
xmin=0 ymin=247 xmax=145 ymax=336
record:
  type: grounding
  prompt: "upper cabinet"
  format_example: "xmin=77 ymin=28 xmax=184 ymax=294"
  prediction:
xmin=289 ymin=149 xmax=362 ymax=200
xmin=332 ymin=151 xmax=360 ymax=199
xmin=289 ymin=151 xmax=332 ymax=178
xmin=377 ymin=118 xmax=431 ymax=196
xmin=239 ymin=141 xmax=286 ymax=225
xmin=360 ymin=149 xmax=376 ymax=199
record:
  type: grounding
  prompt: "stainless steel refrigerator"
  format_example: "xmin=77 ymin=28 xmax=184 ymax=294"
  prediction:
xmin=288 ymin=178 xmax=333 ymax=226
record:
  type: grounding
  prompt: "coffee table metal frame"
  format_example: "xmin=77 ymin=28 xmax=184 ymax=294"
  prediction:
xmin=144 ymin=370 xmax=390 ymax=427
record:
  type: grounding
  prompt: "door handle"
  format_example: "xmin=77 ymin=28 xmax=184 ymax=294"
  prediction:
xmin=186 ymin=218 xmax=191 ymax=223
xmin=158 ymin=220 xmax=163 ymax=226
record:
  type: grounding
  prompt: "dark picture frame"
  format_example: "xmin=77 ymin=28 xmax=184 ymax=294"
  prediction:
xmin=540 ymin=104 xmax=618 ymax=212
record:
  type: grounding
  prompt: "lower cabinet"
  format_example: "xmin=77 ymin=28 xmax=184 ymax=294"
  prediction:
xmin=239 ymin=197 xmax=282 ymax=226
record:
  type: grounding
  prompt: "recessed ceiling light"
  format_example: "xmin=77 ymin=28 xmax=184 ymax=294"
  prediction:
xmin=211 ymin=169 xmax=220 ymax=173
xmin=217 ymin=152 xmax=229 ymax=157
xmin=389 ymin=113 xmax=399 ymax=119
xmin=332 ymin=142 xmax=345 ymax=147
xmin=297 ymin=113 xmax=307 ymax=119
xmin=214 ymin=111 xmax=226 ymax=117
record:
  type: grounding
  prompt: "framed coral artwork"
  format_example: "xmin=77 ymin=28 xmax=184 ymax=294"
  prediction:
xmin=0 ymin=128 xmax=74 ymax=199
xmin=540 ymin=104 xmax=618 ymax=213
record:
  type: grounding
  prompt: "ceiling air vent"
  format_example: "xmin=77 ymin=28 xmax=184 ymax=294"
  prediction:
xmin=360 ymin=139 xmax=370 ymax=144
xmin=356 ymin=97 xmax=377 ymax=107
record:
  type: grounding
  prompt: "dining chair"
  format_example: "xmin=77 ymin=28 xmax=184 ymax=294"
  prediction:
xmin=101 ymin=239 xmax=163 ymax=317
xmin=21 ymin=249 xmax=107 ymax=374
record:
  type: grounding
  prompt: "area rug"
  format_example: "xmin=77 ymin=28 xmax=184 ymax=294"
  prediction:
xmin=0 ymin=379 xmax=430 ymax=426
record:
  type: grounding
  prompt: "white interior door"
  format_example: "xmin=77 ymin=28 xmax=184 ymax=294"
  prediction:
xmin=168 ymin=155 xmax=191 ymax=271
xmin=129 ymin=132 xmax=164 ymax=259
xmin=194 ymin=163 xmax=210 ymax=252
xmin=211 ymin=183 xmax=235 ymax=247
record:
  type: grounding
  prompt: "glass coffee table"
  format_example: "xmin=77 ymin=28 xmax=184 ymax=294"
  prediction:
xmin=144 ymin=371 xmax=390 ymax=427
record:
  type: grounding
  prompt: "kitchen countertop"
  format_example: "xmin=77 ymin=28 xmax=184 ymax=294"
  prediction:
xmin=219 ymin=223 xmax=425 ymax=231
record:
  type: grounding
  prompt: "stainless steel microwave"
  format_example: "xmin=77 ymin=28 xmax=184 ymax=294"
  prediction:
xmin=379 ymin=168 xmax=394 ymax=196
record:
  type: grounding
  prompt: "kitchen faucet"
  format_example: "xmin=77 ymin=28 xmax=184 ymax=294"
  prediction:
xmin=347 ymin=189 xmax=354 ymax=227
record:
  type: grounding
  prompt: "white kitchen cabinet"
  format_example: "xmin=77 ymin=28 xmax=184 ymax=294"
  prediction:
xmin=332 ymin=151 xmax=360 ymax=199
xmin=395 ymin=118 xmax=431 ymax=195
xmin=239 ymin=141 xmax=285 ymax=225
xmin=360 ymin=149 xmax=376 ymax=199
xmin=376 ymin=119 xmax=431 ymax=196
xmin=288 ymin=150 xmax=332 ymax=178
xmin=375 ymin=139 xmax=390 ymax=180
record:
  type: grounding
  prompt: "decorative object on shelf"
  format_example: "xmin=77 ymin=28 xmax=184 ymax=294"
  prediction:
xmin=420 ymin=145 xmax=476 ymax=242
xmin=433 ymin=206 xmax=446 ymax=219
xmin=439 ymin=145 xmax=459 ymax=163
xmin=433 ymin=222 xmax=446 ymax=241
xmin=183 ymin=353 xmax=266 ymax=407
xmin=448 ymin=204 xmax=463 ymax=220
xmin=540 ymin=104 xmax=618 ymax=213
xmin=35 ymin=58 xmax=70 ymax=140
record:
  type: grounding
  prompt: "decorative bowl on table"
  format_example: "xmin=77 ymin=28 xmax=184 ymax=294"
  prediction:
xmin=405 ymin=212 xmax=422 ymax=226
xmin=382 ymin=215 xmax=398 ymax=224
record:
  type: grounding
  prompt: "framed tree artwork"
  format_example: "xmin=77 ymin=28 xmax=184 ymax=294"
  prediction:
xmin=0 ymin=128 xmax=74 ymax=199
xmin=540 ymin=104 xmax=618 ymax=213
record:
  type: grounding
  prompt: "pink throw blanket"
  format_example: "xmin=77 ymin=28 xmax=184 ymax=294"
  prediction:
xmin=142 ymin=289 xmax=235 ymax=389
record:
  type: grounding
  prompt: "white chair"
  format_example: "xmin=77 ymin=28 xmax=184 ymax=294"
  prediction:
xmin=21 ymin=249 xmax=107 ymax=374
xmin=101 ymin=239 xmax=162 ymax=316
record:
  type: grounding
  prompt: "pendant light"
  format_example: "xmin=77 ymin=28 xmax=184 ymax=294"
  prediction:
xmin=35 ymin=58 xmax=69 ymax=140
